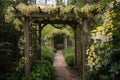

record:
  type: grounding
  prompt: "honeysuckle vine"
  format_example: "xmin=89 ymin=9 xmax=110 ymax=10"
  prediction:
xmin=85 ymin=1 xmax=117 ymax=71
xmin=5 ymin=3 xmax=101 ymax=23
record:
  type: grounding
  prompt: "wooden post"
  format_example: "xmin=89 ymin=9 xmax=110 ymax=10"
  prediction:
xmin=31 ymin=25 xmax=35 ymax=60
xmin=74 ymin=26 xmax=77 ymax=67
xmin=82 ymin=18 xmax=89 ymax=80
xmin=23 ymin=17 xmax=31 ymax=76
xmin=74 ymin=25 xmax=82 ymax=68
xmin=38 ymin=23 xmax=42 ymax=60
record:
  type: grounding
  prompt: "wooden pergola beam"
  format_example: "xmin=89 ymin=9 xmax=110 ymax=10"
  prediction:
xmin=33 ymin=19 xmax=79 ymax=25
xmin=70 ymin=7 xmax=74 ymax=13
xmin=12 ymin=6 xmax=21 ymax=13
xmin=38 ymin=7 xmax=42 ymax=13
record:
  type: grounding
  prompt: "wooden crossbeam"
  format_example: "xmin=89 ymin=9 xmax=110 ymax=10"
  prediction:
xmin=12 ymin=6 xmax=22 ymax=14
xmin=38 ymin=7 xmax=42 ymax=13
xmin=70 ymin=7 xmax=74 ymax=13
xmin=33 ymin=19 xmax=79 ymax=25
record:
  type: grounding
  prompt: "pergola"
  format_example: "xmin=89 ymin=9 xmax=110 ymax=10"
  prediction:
xmin=8 ymin=4 xmax=92 ymax=78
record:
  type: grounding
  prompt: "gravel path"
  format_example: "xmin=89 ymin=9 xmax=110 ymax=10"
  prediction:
xmin=53 ymin=50 xmax=76 ymax=80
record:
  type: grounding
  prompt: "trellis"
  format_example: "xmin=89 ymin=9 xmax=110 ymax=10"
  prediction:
xmin=7 ymin=4 xmax=94 ymax=79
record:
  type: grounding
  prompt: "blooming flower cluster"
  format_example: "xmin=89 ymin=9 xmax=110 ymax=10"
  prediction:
xmin=86 ymin=9 xmax=115 ymax=71
xmin=86 ymin=45 xmax=101 ymax=71
xmin=91 ymin=10 xmax=114 ymax=44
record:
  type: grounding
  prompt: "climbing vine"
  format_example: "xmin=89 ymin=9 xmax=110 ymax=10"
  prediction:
xmin=85 ymin=0 xmax=120 ymax=80
xmin=5 ymin=3 xmax=100 ymax=23
xmin=86 ymin=10 xmax=114 ymax=71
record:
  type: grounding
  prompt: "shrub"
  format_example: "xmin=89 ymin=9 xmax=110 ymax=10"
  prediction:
xmin=0 ymin=60 xmax=53 ymax=80
xmin=0 ymin=68 xmax=24 ymax=80
xmin=0 ymin=42 xmax=12 ymax=65
xmin=41 ymin=44 xmax=54 ymax=63
xmin=65 ymin=54 xmax=74 ymax=67
xmin=29 ymin=60 xmax=53 ymax=80
xmin=62 ymin=46 xmax=74 ymax=67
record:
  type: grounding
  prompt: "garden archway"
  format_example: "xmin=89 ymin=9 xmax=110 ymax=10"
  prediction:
xmin=9 ymin=4 xmax=90 ymax=78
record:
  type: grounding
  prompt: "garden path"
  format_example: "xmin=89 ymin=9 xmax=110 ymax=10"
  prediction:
xmin=53 ymin=50 xmax=76 ymax=80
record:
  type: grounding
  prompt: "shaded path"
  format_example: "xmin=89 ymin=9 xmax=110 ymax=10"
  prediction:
xmin=53 ymin=50 xmax=76 ymax=80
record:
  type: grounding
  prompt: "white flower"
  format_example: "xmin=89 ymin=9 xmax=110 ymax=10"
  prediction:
xmin=95 ymin=35 xmax=102 ymax=39
xmin=93 ymin=52 xmax=97 ymax=58
xmin=104 ymin=18 xmax=110 ymax=22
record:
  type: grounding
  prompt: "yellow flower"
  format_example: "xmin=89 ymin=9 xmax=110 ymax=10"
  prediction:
xmin=87 ymin=56 xmax=91 ymax=60
xmin=90 ymin=58 xmax=93 ymax=61
xmin=96 ymin=26 xmax=105 ymax=31
xmin=29 ymin=53 xmax=33 ymax=57
xmin=106 ymin=23 xmax=113 ymax=28
xmin=106 ymin=14 xmax=110 ymax=18
xmin=109 ymin=20 xmax=113 ymax=23
xmin=107 ymin=32 xmax=113 ymax=36
xmin=88 ymin=57 xmax=94 ymax=62
xmin=101 ymin=31 xmax=105 ymax=36
xmin=105 ymin=11 xmax=111 ymax=18
xmin=96 ymin=31 xmax=101 ymax=36
xmin=86 ymin=49 xmax=90 ymax=54
xmin=5 ymin=13 xmax=13 ymax=22
xmin=21 ymin=56 xmax=28 ymax=63
xmin=90 ymin=45 xmax=95 ymax=51
xmin=91 ymin=33 xmax=95 ymax=36
xmin=91 ymin=30 xmax=97 ymax=33
xmin=21 ymin=56 xmax=25 ymax=60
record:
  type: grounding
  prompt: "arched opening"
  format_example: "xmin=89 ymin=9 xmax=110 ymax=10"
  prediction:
xmin=53 ymin=32 xmax=65 ymax=50
xmin=41 ymin=24 xmax=74 ymax=65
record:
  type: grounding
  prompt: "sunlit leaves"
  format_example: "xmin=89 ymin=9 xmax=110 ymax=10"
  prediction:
xmin=80 ymin=3 xmax=100 ymax=13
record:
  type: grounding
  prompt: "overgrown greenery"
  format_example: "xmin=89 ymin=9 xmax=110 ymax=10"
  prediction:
xmin=0 ymin=0 xmax=22 ymax=73
xmin=62 ymin=46 xmax=74 ymax=67
xmin=0 ymin=42 xmax=12 ymax=65
xmin=23 ymin=60 xmax=53 ymax=80
xmin=0 ymin=60 xmax=53 ymax=80
xmin=85 ymin=0 xmax=120 ymax=80
xmin=41 ymin=44 xmax=54 ymax=63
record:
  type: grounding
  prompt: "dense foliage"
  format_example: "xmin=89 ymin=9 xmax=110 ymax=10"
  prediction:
xmin=25 ymin=60 xmax=53 ymax=80
xmin=0 ymin=0 xmax=22 ymax=73
xmin=62 ymin=46 xmax=74 ymax=67
xmin=0 ymin=60 xmax=53 ymax=80
xmin=41 ymin=44 xmax=54 ymax=63
xmin=85 ymin=0 xmax=120 ymax=80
